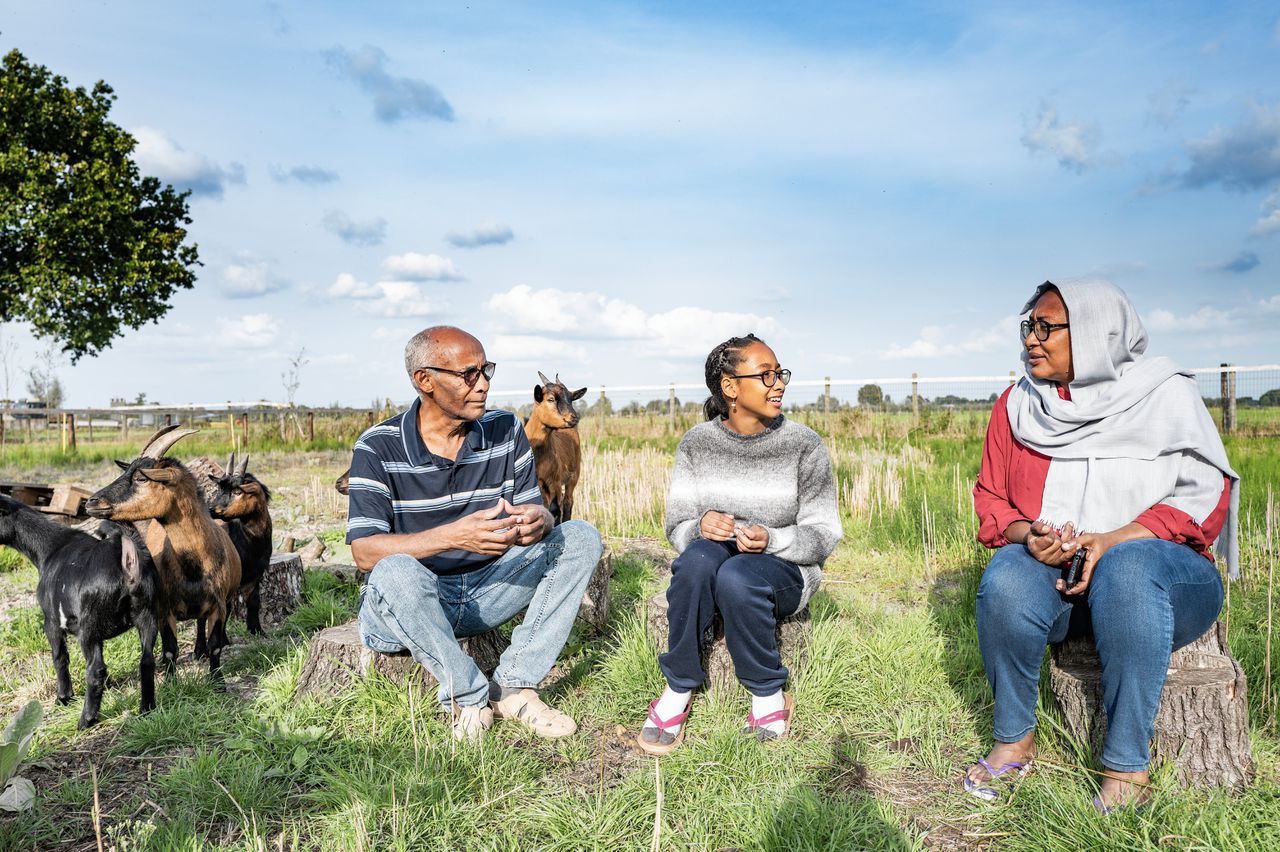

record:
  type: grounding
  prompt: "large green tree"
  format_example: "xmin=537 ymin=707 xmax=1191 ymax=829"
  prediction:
xmin=0 ymin=49 xmax=199 ymax=361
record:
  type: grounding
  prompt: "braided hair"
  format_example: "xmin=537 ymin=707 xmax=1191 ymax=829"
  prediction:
xmin=703 ymin=333 xmax=763 ymax=420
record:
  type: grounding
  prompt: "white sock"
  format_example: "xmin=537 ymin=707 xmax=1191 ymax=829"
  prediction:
xmin=643 ymin=686 xmax=691 ymax=732
xmin=752 ymin=690 xmax=786 ymax=735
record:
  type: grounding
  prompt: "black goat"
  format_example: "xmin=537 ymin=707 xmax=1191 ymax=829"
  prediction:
xmin=0 ymin=495 xmax=159 ymax=728
xmin=193 ymin=452 xmax=272 ymax=655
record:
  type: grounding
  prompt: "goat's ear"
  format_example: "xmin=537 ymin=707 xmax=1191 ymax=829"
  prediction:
xmin=533 ymin=384 xmax=544 ymax=403
xmin=114 ymin=459 xmax=130 ymax=470
xmin=139 ymin=468 xmax=178 ymax=483
xmin=571 ymin=386 xmax=587 ymax=401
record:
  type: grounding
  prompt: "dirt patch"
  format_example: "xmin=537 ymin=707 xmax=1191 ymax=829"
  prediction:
xmin=563 ymin=724 xmax=650 ymax=791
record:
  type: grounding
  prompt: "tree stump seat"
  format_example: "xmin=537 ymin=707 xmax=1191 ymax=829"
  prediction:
xmin=643 ymin=577 xmax=813 ymax=695
xmin=230 ymin=552 xmax=303 ymax=627
xmin=293 ymin=549 xmax=614 ymax=699
xmin=1048 ymin=621 xmax=1253 ymax=789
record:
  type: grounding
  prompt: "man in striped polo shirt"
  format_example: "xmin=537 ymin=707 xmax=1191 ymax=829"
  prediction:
xmin=347 ymin=326 xmax=603 ymax=742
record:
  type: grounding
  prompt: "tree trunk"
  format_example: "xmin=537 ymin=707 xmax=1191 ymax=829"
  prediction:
xmin=644 ymin=586 xmax=811 ymax=695
xmin=577 ymin=549 xmax=613 ymax=633
xmin=1049 ymin=621 xmax=1253 ymax=789
xmin=293 ymin=620 xmax=508 ymax=700
xmin=230 ymin=553 xmax=303 ymax=627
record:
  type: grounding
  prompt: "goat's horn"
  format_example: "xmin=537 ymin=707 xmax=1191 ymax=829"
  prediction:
xmin=138 ymin=424 xmax=180 ymax=456
xmin=237 ymin=454 xmax=249 ymax=477
xmin=555 ymin=373 xmax=562 ymax=385
xmin=538 ymin=371 xmax=550 ymax=386
xmin=226 ymin=452 xmax=236 ymax=477
xmin=140 ymin=426 xmax=198 ymax=460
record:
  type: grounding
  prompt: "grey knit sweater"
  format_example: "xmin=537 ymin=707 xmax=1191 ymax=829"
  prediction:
xmin=665 ymin=415 xmax=842 ymax=608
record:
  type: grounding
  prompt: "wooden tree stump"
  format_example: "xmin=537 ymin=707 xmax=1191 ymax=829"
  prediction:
xmin=578 ymin=549 xmax=613 ymax=633
xmin=230 ymin=553 xmax=304 ymax=627
xmin=294 ymin=620 xmax=508 ymax=699
xmin=1049 ymin=621 xmax=1253 ymax=789
xmin=184 ymin=456 xmax=226 ymax=506
xmin=644 ymin=586 xmax=812 ymax=694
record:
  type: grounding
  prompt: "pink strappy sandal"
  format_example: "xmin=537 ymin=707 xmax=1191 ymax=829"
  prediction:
xmin=636 ymin=698 xmax=690 ymax=756
xmin=743 ymin=692 xmax=794 ymax=742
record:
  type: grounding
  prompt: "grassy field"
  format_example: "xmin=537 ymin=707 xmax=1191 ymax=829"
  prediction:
xmin=0 ymin=413 xmax=1278 ymax=850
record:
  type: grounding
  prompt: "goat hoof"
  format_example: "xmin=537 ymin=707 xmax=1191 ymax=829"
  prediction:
xmin=56 ymin=694 xmax=74 ymax=706
xmin=77 ymin=715 xmax=99 ymax=730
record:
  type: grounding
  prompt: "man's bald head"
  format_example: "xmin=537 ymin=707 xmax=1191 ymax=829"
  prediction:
xmin=404 ymin=326 xmax=483 ymax=384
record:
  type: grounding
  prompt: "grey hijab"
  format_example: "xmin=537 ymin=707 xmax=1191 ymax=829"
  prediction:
xmin=1007 ymin=277 xmax=1241 ymax=577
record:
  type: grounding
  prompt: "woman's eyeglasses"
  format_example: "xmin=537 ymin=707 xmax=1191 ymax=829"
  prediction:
xmin=423 ymin=362 xmax=497 ymax=388
xmin=1020 ymin=319 xmax=1070 ymax=342
xmin=730 ymin=369 xmax=792 ymax=387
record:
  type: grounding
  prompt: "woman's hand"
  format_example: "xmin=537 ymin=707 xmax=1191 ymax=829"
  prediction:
xmin=1026 ymin=520 xmax=1074 ymax=567
xmin=1058 ymin=522 xmax=1157 ymax=596
xmin=700 ymin=510 xmax=737 ymax=541
xmin=735 ymin=524 xmax=769 ymax=553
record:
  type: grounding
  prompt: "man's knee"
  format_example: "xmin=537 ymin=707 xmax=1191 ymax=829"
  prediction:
xmin=367 ymin=553 xmax=440 ymax=601
xmin=554 ymin=519 xmax=603 ymax=567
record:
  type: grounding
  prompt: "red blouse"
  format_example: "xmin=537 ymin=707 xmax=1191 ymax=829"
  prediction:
xmin=972 ymin=386 xmax=1230 ymax=561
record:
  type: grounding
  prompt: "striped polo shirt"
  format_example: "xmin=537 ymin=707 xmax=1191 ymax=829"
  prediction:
xmin=345 ymin=399 xmax=543 ymax=575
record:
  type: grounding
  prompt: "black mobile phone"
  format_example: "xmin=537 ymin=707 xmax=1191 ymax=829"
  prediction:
xmin=1062 ymin=548 xmax=1087 ymax=588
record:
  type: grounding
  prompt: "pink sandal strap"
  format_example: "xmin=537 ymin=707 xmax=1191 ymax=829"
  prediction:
xmin=745 ymin=706 xmax=791 ymax=729
xmin=646 ymin=699 xmax=689 ymax=731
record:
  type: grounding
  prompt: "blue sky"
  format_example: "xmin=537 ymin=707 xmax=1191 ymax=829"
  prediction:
xmin=1 ymin=1 xmax=1278 ymax=407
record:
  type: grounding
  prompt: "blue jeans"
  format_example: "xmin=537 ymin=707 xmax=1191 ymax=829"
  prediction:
xmin=359 ymin=519 xmax=603 ymax=709
xmin=659 ymin=538 xmax=805 ymax=696
xmin=976 ymin=539 xmax=1223 ymax=771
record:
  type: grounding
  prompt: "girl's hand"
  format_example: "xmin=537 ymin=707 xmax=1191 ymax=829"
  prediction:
xmin=700 ymin=510 xmax=736 ymax=541
xmin=735 ymin=524 xmax=769 ymax=553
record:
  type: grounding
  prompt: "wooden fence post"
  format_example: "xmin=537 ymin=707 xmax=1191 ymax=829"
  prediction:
xmin=242 ymin=414 xmax=249 ymax=446
xmin=668 ymin=384 xmax=676 ymax=425
xmin=911 ymin=372 xmax=919 ymax=419
xmin=1220 ymin=363 xmax=1236 ymax=434
xmin=308 ymin=411 xmax=316 ymax=442
xmin=823 ymin=376 xmax=831 ymax=414
xmin=67 ymin=412 xmax=76 ymax=451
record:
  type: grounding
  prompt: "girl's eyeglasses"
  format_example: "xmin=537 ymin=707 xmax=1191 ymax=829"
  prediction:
xmin=730 ymin=369 xmax=791 ymax=387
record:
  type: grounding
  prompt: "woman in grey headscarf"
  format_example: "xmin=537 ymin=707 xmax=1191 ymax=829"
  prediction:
xmin=966 ymin=278 xmax=1237 ymax=811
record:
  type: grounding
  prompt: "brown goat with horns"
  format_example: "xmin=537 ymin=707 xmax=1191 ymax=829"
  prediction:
xmin=525 ymin=371 xmax=587 ymax=524
xmin=86 ymin=426 xmax=242 ymax=681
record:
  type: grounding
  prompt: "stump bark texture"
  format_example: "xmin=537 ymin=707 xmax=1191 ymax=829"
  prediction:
xmin=294 ymin=621 xmax=507 ymax=699
xmin=644 ymin=586 xmax=811 ymax=694
xmin=1049 ymin=621 xmax=1253 ymax=789
xmin=230 ymin=553 xmax=303 ymax=627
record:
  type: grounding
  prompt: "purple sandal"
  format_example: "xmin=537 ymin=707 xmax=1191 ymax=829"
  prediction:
xmin=743 ymin=692 xmax=794 ymax=742
xmin=963 ymin=757 xmax=1031 ymax=802
xmin=636 ymin=699 xmax=689 ymax=756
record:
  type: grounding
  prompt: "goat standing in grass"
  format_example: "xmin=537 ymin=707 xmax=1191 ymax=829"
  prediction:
xmin=0 ymin=495 xmax=159 ymax=728
xmin=525 ymin=371 xmax=587 ymax=524
xmin=200 ymin=452 xmax=272 ymax=651
xmin=86 ymin=426 xmax=242 ymax=682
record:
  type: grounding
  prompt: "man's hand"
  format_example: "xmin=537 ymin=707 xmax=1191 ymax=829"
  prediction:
xmin=1026 ymin=520 xmax=1074 ymax=567
xmin=734 ymin=523 xmax=769 ymax=554
xmin=700 ymin=510 xmax=736 ymax=541
xmin=501 ymin=498 xmax=550 ymax=547
xmin=448 ymin=502 xmax=519 ymax=555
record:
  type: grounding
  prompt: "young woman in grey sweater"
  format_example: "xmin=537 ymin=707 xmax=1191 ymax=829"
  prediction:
xmin=637 ymin=335 xmax=842 ymax=755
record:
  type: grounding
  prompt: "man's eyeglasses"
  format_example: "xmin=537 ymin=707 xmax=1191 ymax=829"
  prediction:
xmin=730 ymin=369 xmax=792 ymax=387
xmin=423 ymin=362 xmax=497 ymax=388
xmin=1020 ymin=319 xmax=1070 ymax=342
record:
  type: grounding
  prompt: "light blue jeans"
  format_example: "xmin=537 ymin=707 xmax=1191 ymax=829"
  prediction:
xmin=359 ymin=520 xmax=603 ymax=709
xmin=976 ymin=539 xmax=1223 ymax=771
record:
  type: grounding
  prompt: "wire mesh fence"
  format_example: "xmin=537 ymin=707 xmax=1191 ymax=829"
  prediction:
xmin=0 ymin=364 xmax=1277 ymax=454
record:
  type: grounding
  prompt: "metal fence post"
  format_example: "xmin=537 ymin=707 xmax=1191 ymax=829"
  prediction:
xmin=1221 ymin=363 xmax=1236 ymax=434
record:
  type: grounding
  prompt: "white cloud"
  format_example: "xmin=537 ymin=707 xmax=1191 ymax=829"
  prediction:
xmin=485 ymin=285 xmax=775 ymax=358
xmin=1145 ymin=306 xmax=1236 ymax=333
xmin=328 ymin=274 xmax=442 ymax=317
xmin=327 ymin=273 xmax=380 ymax=299
xmin=1251 ymin=189 xmax=1280 ymax=237
xmin=881 ymin=316 xmax=1016 ymax=360
xmin=382 ymin=252 xmax=462 ymax=281
xmin=131 ymin=126 xmax=245 ymax=198
xmin=489 ymin=334 xmax=588 ymax=364
xmin=1020 ymin=104 xmax=1098 ymax=173
xmin=216 ymin=313 xmax=279 ymax=349
xmin=446 ymin=222 xmax=515 ymax=248
xmin=220 ymin=258 xmax=288 ymax=298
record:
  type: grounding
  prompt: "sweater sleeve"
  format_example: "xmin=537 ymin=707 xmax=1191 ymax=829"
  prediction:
xmin=762 ymin=438 xmax=843 ymax=565
xmin=664 ymin=437 xmax=701 ymax=553
xmin=973 ymin=391 xmax=1029 ymax=549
